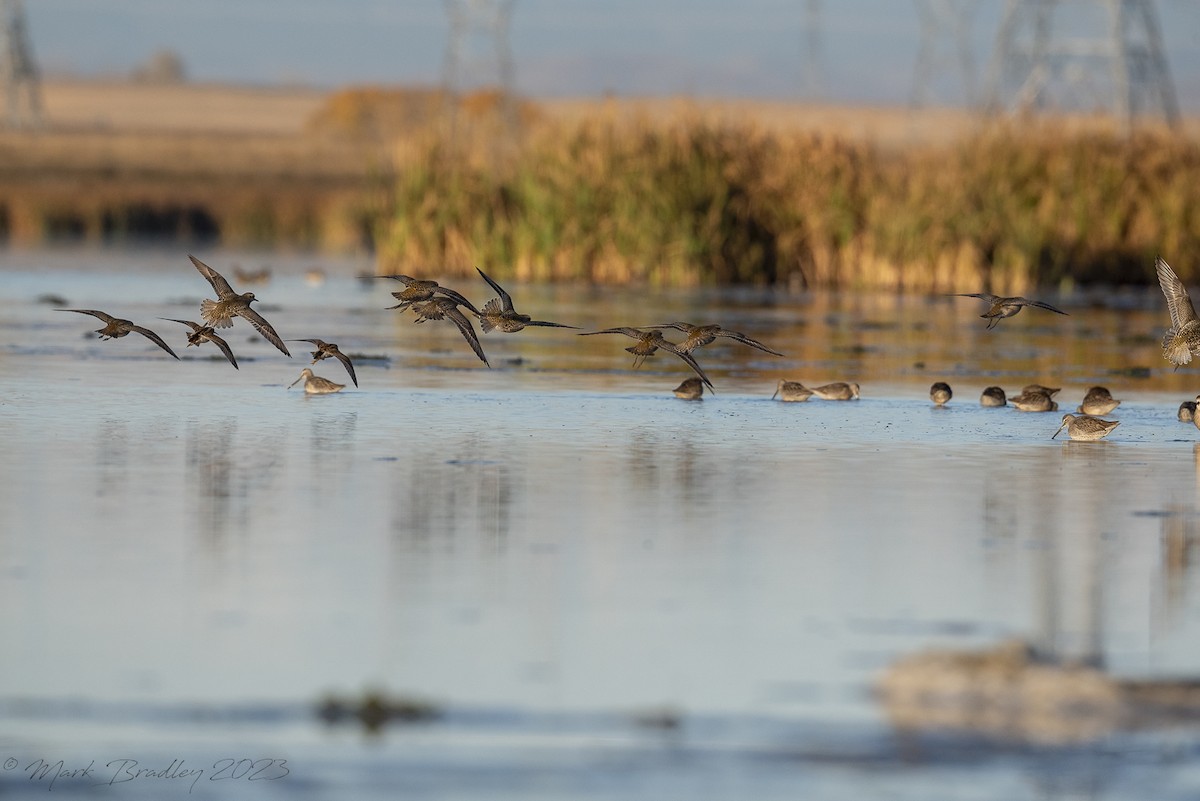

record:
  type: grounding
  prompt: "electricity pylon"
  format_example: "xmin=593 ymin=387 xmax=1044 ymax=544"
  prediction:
xmin=0 ymin=0 xmax=41 ymax=128
xmin=800 ymin=0 xmax=823 ymax=100
xmin=442 ymin=0 xmax=517 ymax=139
xmin=983 ymin=0 xmax=1179 ymax=131
xmin=910 ymin=0 xmax=978 ymax=108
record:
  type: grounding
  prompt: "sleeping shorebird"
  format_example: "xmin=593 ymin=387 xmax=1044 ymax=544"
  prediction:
xmin=190 ymin=254 xmax=290 ymax=356
xmin=1009 ymin=389 xmax=1058 ymax=412
xmin=930 ymin=382 xmax=953 ymax=406
xmin=1179 ymin=400 xmax=1197 ymax=423
xmin=950 ymin=292 xmax=1068 ymax=329
xmin=474 ymin=267 xmax=578 ymax=332
xmin=57 ymin=309 xmax=178 ymax=359
xmin=380 ymin=274 xmax=480 ymax=314
xmin=288 ymin=368 xmax=344 ymax=395
xmin=980 ymin=386 xmax=1007 ymax=407
xmin=771 ymin=380 xmax=814 ymax=402
xmin=1022 ymin=384 xmax=1061 ymax=398
xmin=579 ymin=327 xmax=714 ymax=392
xmin=410 ymin=297 xmax=490 ymax=366
xmin=1155 ymin=256 xmax=1200 ymax=369
xmin=1077 ymin=386 xmax=1120 ymax=416
xmin=672 ymin=377 xmax=705 ymax=400
xmin=1051 ymin=413 xmax=1119 ymax=441
xmin=287 ymin=338 xmax=357 ymax=387
xmin=643 ymin=322 xmax=783 ymax=356
xmin=160 ymin=318 xmax=238 ymax=368
xmin=809 ymin=382 xmax=860 ymax=400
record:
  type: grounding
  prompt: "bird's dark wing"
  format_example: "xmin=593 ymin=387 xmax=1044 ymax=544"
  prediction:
xmin=287 ymin=338 xmax=328 ymax=347
xmin=643 ymin=322 xmax=692 ymax=333
xmin=524 ymin=319 xmax=579 ymax=329
xmin=949 ymin=293 xmax=999 ymax=303
xmin=579 ymin=327 xmax=645 ymax=339
xmin=431 ymin=285 xmax=481 ymax=316
xmin=159 ymin=317 xmax=204 ymax=333
xmin=715 ymin=329 xmax=784 ymax=356
xmin=189 ymin=255 xmax=237 ymax=299
xmin=379 ymin=274 xmax=418 ymax=285
xmin=1157 ymin=257 xmax=1198 ymax=330
xmin=204 ymin=331 xmax=239 ymax=369
xmin=234 ymin=306 xmax=291 ymax=356
xmin=58 ymin=308 xmax=115 ymax=323
xmin=658 ymin=340 xmax=715 ymax=391
xmin=330 ymin=349 xmax=358 ymax=387
xmin=475 ymin=267 xmax=515 ymax=313
xmin=441 ymin=304 xmax=490 ymax=366
xmin=129 ymin=324 xmax=180 ymax=359
xmin=1023 ymin=299 xmax=1069 ymax=315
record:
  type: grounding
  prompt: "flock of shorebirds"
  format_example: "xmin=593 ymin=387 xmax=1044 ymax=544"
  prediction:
xmin=52 ymin=254 xmax=1200 ymax=442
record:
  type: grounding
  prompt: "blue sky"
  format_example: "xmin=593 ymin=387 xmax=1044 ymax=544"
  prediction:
xmin=23 ymin=0 xmax=1200 ymax=110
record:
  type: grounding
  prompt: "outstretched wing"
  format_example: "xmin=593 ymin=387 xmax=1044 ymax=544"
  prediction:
xmin=476 ymin=267 xmax=515 ymax=313
xmin=579 ymin=327 xmax=645 ymax=339
xmin=949 ymin=292 xmax=1000 ymax=303
xmin=379 ymin=274 xmax=419 ymax=285
xmin=657 ymin=339 xmax=715 ymax=392
xmin=234 ymin=306 xmax=291 ymax=356
xmin=441 ymin=304 xmax=490 ymax=366
xmin=1157 ymin=257 xmax=1198 ymax=330
xmin=189 ymin=255 xmax=237 ymax=299
xmin=159 ymin=317 xmax=203 ymax=333
xmin=58 ymin=308 xmax=115 ymax=323
xmin=431 ymin=285 xmax=481 ymax=316
xmin=1022 ymin=298 xmax=1069 ymax=315
xmin=128 ymin=324 xmax=180 ymax=359
xmin=525 ymin=319 xmax=579 ymax=329
xmin=203 ymin=330 xmax=239 ymax=369
xmin=715 ymin=329 xmax=784 ymax=356
xmin=330 ymin=349 xmax=358 ymax=387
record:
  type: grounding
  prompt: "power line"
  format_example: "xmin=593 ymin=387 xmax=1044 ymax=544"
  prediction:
xmin=0 ymin=0 xmax=41 ymax=129
xmin=910 ymin=0 xmax=978 ymax=109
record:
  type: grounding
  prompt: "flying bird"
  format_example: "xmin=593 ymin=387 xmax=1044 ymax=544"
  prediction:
xmin=380 ymin=274 xmax=480 ymax=315
xmin=950 ymin=292 xmax=1068 ymax=329
xmin=644 ymin=322 xmax=783 ymax=356
xmin=410 ymin=297 xmax=490 ymax=367
xmin=287 ymin=338 xmax=358 ymax=387
xmin=190 ymin=254 xmax=290 ymax=356
xmin=1155 ymin=256 xmax=1200 ymax=368
xmin=57 ymin=309 xmax=178 ymax=359
xmin=160 ymin=318 xmax=239 ymax=369
xmin=474 ymin=267 xmax=578 ymax=332
xmin=579 ymin=327 xmax=714 ymax=391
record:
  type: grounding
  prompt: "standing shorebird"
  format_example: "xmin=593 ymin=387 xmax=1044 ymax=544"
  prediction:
xmin=288 ymin=368 xmax=345 ymax=395
xmin=579 ymin=327 xmax=714 ymax=391
xmin=1052 ymin=413 xmax=1119 ymax=441
xmin=190 ymin=254 xmax=290 ymax=356
xmin=380 ymin=274 xmax=480 ymax=314
xmin=1009 ymin=389 xmax=1058 ymax=412
xmin=287 ymin=338 xmax=357 ymax=387
xmin=644 ymin=322 xmax=783 ymax=356
xmin=57 ymin=309 xmax=179 ymax=359
xmin=410 ymin=297 xmax=490 ymax=366
xmin=930 ymin=382 xmax=953 ymax=406
xmin=1179 ymin=400 xmax=1197 ymax=423
xmin=809 ymin=382 xmax=860 ymax=401
xmin=1155 ymin=257 xmax=1200 ymax=368
xmin=160 ymin=318 xmax=238 ymax=368
xmin=672 ymin=377 xmax=705 ymax=400
xmin=474 ymin=267 xmax=578 ymax=332
xmin=980 ymin=386 xmax=1007 ymax=407
xmin=772 ymin=380 xmax=814 ymax=402
xmin=950 ymin=293 xmax=1068 ymax=329
xmin=1077 ymin=386 xmax=1120 ymax=416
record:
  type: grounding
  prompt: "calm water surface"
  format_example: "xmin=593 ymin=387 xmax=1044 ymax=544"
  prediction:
xmin=2 ymin=249 xmax=1200 ymax=800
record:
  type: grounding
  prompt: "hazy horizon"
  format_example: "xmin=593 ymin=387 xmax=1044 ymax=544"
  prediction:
xmin=21 ymin=1 xmax=1200 ymax=112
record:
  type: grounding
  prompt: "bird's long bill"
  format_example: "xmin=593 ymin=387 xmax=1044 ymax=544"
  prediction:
xmin=287 ymin=375 xmax=303 ymax=389
xmin=1050 ymin=424 xmax=1064 ymax=439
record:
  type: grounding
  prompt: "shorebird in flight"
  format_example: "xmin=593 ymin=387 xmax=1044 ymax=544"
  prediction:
xmin=410 ymin=297 xmax=490 ymax=366
xmin=950 ymin=292 xmax=1068 ymax=329
xmin=579 ymin=327 xmax=714 ymax=391
xmin=190 ymin=255 xmax=290 ymax=356
xmin=380 ymin=274 xmax=480 ymax=314
xmin=287 ymin=338 xmax=358 ymax=387
xmin=644 ymin=322 xmax=783 ymax=356
xmin=57 ymin=309 xmax=178 ymax=359
xmin=1155 ymin=256 xmax=1200 ymax=369
xmin=160 ymin=318 xmax=238 ymax=369
xmin=475 ymin=267 xmax=578 ymax=332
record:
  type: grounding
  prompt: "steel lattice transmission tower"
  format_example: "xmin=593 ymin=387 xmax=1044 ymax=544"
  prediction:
xmin=0 ymin=0 xmax=41 ymax=128
xmin=442 ymin=0 xmax=518 ymax=138
xmin=983 ymin=0 xmax=1180 ymax=130
xmin=910 ymin=0 xmax=979 ymax=108
xmin=799 ymin=0 xmax=823 ymax=100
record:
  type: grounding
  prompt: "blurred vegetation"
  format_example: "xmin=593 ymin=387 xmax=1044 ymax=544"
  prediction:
xmin=376 ymin=113 xmax=1200 ymax=292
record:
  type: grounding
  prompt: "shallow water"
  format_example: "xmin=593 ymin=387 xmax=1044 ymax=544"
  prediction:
xmin=3 ymin=248 xmax=1200 ymax=799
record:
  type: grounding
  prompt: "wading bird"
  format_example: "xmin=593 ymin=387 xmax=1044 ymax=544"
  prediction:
xmin=672 ymin=377 xmax=705 ymax=400
xmin=287 ymin=338 xmax=357 ymax=387
xmin=1051 ymin=413 xmax=1119 ymax=441
xmin=1077 ymin=386 xmax=1120 ymax=416
xmin=190 ymin=254 xmax=290 ymax=356
xmin=930 ymin=382 xmax=952 ymax=405
xmin=57 ymin=309 xmax=178 ymax=359
xmin=771 ymin=380 xmax=813 ymax=402
xmin=288 ymin=368 xmax=344 ymax=395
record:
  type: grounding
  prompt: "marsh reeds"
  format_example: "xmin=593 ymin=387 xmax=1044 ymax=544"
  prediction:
xmin=376 ymin=114 xmax=1200 ymax=291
